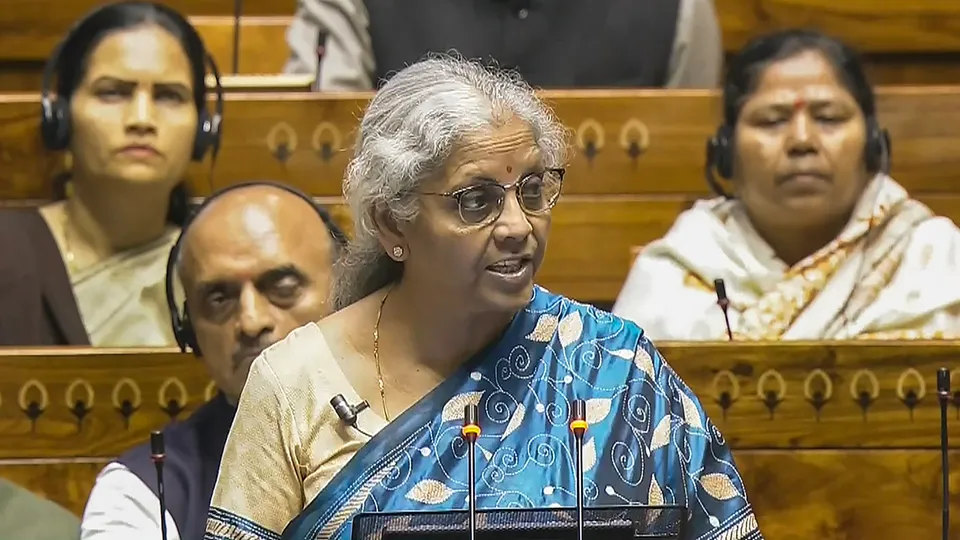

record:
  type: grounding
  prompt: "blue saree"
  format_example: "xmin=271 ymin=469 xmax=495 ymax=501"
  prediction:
xmin=281 ymin=287 xmax=761 ymax=540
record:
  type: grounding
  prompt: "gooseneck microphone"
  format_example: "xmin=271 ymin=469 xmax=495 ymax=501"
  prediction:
xmin=150 ymin=431 xmax=169 ymax=540
xmin=714 ymin=278 xmax=734 ymax=341
xmin=570 ymin=399 xmax=589 ymax=540
xmin=331 ymin=394 xmax=373 ymax=438
xmin=937 ymin=368 xmax=951 ymax=540
xmin=462 ymin=404 xmax=481 ymax=540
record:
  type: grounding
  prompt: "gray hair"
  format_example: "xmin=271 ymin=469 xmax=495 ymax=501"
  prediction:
xmin=331 ymin=55 xmax=569 ymax=310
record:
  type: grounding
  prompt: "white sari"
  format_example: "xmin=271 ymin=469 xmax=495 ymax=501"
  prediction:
xmin=612 ymin=175 xmax=960 ymax=340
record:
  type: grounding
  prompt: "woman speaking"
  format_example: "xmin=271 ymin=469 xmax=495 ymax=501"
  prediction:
xmin=205 ymin=56 xmax=761 ymax=540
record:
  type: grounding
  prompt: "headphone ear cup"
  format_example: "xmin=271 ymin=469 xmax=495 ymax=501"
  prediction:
xmin=40 ymin=98 xmax=71 ymax=151
xmin=712 ymin=125 xmax=734 ymax=180
xmin=192 ymin=112 xmax=212 ymax=162
xmin=179 ymin=301 xmax=202 ymax=357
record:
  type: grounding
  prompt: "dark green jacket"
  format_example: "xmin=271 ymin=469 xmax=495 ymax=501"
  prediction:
xmin=0 ymin=479 xmax=79 ymax=540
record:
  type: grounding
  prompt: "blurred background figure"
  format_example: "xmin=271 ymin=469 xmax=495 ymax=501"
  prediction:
xmin=283 ymin=0 xmax=723 ymax=90
xmin=0 ymin=1 xmax=221 ymax=347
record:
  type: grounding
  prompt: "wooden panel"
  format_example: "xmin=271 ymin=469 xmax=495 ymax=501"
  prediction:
xmin=715 ymin=0 xmax=960 ymax=53
xmin=4 ymin=88 xmax=960 ymax=201
xmin=660 ymin=341 xmax=960 ymax=449
xmin=0 ymin=2 xmax=291 ymax=62
xmin=737 ymin=449 xmax=960 ymax=539
xmin=1 ymin=344 xmax=957 ymax=459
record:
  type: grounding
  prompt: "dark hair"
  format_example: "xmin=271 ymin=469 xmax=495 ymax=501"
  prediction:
xmin=53 ymin=1 xmax=209 ymax=227
xmin=723 ymin=29 xmax=876 ymax=127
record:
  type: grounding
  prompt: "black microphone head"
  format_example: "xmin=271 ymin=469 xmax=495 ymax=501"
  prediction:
xmin=571 ymin=399 xmax=586 ymax=422
xmin=150 ymin=431 xmax=165 ymax=456
xmin=938 ymin=368 xmax=951 ymax=395
xmin=330 ymin=394 xmax=356 ymax=425
xmin=713 ymin=278 xmax=728 ymax=301
xmin=463 ymin=404 xmax=479 ymax=427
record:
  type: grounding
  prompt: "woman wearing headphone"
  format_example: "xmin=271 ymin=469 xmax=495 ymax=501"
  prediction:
xmin=0 ymin=1 xmax=221 ymax=346
xmin=613 ymin=29 xmax=960 ymax=341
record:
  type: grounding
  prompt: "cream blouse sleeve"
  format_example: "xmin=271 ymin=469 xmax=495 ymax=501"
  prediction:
xmin=205 ymin=349 xmax=305 ymax=539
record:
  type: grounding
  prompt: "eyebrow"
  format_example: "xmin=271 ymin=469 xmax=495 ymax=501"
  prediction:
xmin=90 ymin=75 xmax=192 ymax=93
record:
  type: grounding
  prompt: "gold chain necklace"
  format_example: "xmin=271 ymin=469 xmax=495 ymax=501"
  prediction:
xmin=373 ymin=286 xmax=393 ymax=421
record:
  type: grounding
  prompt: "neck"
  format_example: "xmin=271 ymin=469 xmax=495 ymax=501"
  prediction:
xmin=755 ymin=214 xmax=851 ymax=268
xmin=383 ymin=278 xmax=514 ymax=377
xmin=67 ymin=175 xmax=174 ymax=256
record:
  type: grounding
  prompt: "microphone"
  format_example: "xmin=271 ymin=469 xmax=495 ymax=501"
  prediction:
xmin=938 ymin=368 xmax=951 ymax=540
xmin=150 ymin=431 xmax=169 ymax=540
xmin=330 ymin=394 xmax=373 ymax=438
xmin=231 ymin=0 xmax=243 ymax=74
xmin=314 ymin=30 xmax=329 ymax=91
xmin=714 ymin=278 xmax=733 ymax=341
xmin=570 ymin=399 xmax=588 ymax=540
xmin=462 ymin=404 xmax=481 ymax=540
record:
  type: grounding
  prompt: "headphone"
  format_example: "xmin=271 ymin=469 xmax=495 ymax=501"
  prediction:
xmin=164 ymin=182 xmax=349 ymax=356
xmin=705 ymin=113 xmax=891 ymax=197
xmin=39 ymin=3 xmax=224 ymax=162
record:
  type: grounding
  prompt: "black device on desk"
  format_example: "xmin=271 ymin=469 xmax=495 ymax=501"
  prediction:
xmin=351 ymin=505 xmax=687 ymax=539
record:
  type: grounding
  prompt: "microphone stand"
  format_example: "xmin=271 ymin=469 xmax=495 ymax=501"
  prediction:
xmin=150 ymin=431 xmax=169 ymax=540
xmin=570 ymin=399 xmax=588 ymax=540
xmin=231 ymin=0 xmax=243 ymax=74
xmin=938 ymin=368 xmax=951 ymax=540
xmin=462 ymin=405 xmax=482 ymax=540
xmin=713 ymin=278 xmax=733 ymax=341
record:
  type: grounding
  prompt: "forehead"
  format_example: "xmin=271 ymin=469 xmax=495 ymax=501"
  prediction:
xmin=84 ymin=25 xmax=192 ymax=84
xmin=442 ymin=118 xmax=541 ymax=181
xmin=747 ymin=51 xmax=854 ymax=105
xmin=182 ymin=191 xmax=332 ymax=284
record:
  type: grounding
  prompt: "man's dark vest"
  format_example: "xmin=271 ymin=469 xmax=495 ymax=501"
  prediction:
xmin=365 ymin=0 xmax=681 ymax=89
xmin=120 ymin=393 xmax=235 ymax=540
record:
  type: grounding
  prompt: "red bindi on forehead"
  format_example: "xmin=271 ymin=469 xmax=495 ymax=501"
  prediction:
xmin=793 ymin=98 xmax=807 ymax=112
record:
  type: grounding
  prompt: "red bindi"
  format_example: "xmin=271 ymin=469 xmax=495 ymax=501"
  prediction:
xmin=793 ymin=98 xmax=806 ymax=112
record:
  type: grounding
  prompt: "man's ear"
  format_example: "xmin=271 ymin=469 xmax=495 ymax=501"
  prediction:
xmin=372 ymin=204 xmax=409 ymax=261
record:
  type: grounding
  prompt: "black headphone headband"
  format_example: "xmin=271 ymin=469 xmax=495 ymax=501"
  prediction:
xmin=39 ymin=2 xmax=224 ymax=161
xmin=164 ymin=181 xmax=348 ymax=355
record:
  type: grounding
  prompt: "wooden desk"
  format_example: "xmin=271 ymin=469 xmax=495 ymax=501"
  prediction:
xmin=3 ymin=88 xmax=960 ymax=304
xmin=0 ymin=343 xmax=956 ymax=539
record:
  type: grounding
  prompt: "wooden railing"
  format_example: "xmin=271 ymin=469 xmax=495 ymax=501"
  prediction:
xmin=0 ymin=344 xmax=957 ymax=539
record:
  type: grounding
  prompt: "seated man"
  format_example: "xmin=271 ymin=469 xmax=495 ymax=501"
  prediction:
xmin=0 ymin=478 xmax=79 ymax=539
xmin=79 ymin=182 xmax=347 ymax=540
xmin=284 ymin=0 xmax=722 ymax=90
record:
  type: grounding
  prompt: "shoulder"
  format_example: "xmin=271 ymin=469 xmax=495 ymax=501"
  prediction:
xmin=0 ymin=478 xmax=79 ymax=537
xmin=532 ymin=287 xmax=658 ymax=364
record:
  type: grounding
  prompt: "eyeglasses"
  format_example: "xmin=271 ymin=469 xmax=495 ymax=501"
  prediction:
xmin=420 ymin=168 xmax=565 ymax=226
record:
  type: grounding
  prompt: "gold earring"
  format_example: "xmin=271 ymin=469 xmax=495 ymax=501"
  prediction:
xmin=392 ymin=246 xmax=404 ymax=259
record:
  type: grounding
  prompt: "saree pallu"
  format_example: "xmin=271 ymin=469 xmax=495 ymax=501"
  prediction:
xmin=207 ymin=288 xmax=760 ymax=540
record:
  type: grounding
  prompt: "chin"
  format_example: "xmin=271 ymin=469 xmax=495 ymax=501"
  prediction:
xmin=110 ymin=165 xmax=168 ymax=186
xmin=479 ymin=281 xmax=535 ymax=315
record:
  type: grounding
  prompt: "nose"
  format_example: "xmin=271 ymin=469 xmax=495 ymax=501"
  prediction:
xmin=125 ymin=90 xmax=157 ymax=134
xmin=492 ymin=190 xmax=533 ymax=246
xmin=236 ymin=285 xmax=275 ymax=342
xmin=785 ymin=113 xmax=818 ymax=155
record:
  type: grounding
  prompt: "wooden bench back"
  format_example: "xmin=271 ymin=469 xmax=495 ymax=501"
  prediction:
xmin=0 ymin=344 xmax=957 ymax=539
xmin=3 ymin=88 xmax=960 ymax=303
